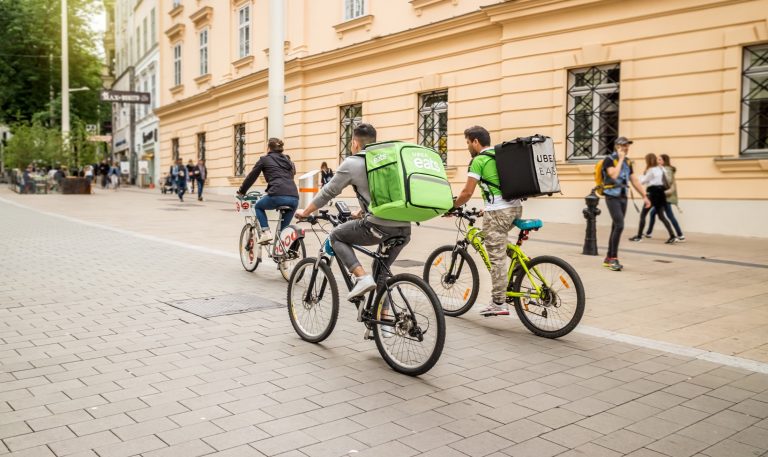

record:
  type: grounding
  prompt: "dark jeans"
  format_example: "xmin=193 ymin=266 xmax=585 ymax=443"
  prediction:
xmin=605 ymin=196 xmax=627 ymax=259
xmin=176 ymin=179 xmax=186 ymax=199
xmin=636 ymin=186 xmax=674 ymax=239
xmin=254 ymin=195 xmax=298 ymax=232
xmin=197 ymin=178 xmax=204 ymax=199
xmin=330 ymin=218 xmax=411 ymax=273
xmin=647 ymin=203 xmax=683 ymax=237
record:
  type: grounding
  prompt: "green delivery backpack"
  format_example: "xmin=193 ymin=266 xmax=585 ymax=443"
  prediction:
xmin=358 ymin=141 xmax=454 ymax=222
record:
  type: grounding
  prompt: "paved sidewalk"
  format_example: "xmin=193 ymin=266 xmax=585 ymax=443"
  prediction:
xmin=1 ymin=193 xmax=768 ymax=456
xmin=2 ymin=188 xmax=768 ymax=363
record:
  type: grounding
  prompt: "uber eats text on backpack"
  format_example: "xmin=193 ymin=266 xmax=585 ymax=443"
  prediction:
xmin=359 ymin=142 xmax=454 ymax=223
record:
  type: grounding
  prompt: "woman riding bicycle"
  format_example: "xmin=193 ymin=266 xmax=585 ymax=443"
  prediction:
xmin=236 ymin=138 xmax=299 ymax=244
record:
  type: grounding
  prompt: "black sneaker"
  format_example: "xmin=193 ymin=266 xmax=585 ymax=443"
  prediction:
xmin=628 ymin=236 xmax=642 ymax=242
xmin=665 ymin=237 xmax=678 ymax=244
xmin=602 ymin=258 xmax=623 ymax=271
xmin=643 ymin=233 xmax=652 ymax=239
xmin=676 ymin=236 xmax=686 ymax=242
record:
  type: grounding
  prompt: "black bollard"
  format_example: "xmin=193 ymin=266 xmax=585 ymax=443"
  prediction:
xmin=582 ymin=188 xmax=601 ymax=255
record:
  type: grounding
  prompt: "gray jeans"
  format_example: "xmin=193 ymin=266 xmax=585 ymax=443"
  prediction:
xmin=330 ymin=218 xmax=411 ymax=273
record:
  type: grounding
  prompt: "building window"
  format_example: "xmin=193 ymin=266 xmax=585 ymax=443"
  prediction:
xmin=143 ymin=17 xmax=148 ymax=54
xmin=150 ymin=73 xmax=156 ymax=110
xmin=135 ymin=30 xmax=140 ymax=60
xmin=344 ymin=0 xmax=365 ymax=20
xmin=566 ymin=64 xmax=621 ymax=160
xmin=172 ymin=138 xmax=179 ymax=161
xmin=234 ymin=123 xmax=246 ymax=176
xmin=339 ymin=104 xmax=362 ymax=159
xmin=173 ymin=0 xmax=181 ymax=7
xmin=199 ymin=29 xmax=208 ymax=75
xmin=238 ymin=5 xmax=251 ymax=58
xmin=173 ymin=44 xmax=182 ymax=86
xmin=151 ymin=8 xmax=156 ymax=45
xmin=418 ymin=90 xmax=448 ymax=163
xmin=197 ymin=132 xmax=206 ymax=161
xmin=741 ymin=44 xmax=768 ymax=155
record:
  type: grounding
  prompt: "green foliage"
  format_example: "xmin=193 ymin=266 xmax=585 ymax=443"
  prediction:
xmin=4 ymin=122 xmax=63 ymax=169
xmin=0 ymin=0 xmax=107 ymax=126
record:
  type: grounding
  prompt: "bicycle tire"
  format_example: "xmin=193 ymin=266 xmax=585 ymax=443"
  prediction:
xmin=239 ymin=224 xmax=260 ymax=272
xmin=372 ymin=273 xmax=445 ymax=376
xmin=278 ymin=239 xmax=307 ymax=281
xmin=512 ymin=255 xmax=585 ymax=339
xmin=287 ymin=257 xmax=339 ymax=343
xmin=423 ymin=245 xmax=479 ymax=317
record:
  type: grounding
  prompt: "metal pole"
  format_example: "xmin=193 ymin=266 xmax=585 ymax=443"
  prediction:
xmin=268 ymin=0 xmax=284 ymax=139
xmin=61 ymin=0 xmax=70 ymax=146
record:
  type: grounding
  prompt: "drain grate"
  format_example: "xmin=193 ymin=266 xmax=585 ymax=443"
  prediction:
xmin=394 ymin=259 xmax=425 ymax=268
xmin=164 ymin=294 xmax=283 ymax=318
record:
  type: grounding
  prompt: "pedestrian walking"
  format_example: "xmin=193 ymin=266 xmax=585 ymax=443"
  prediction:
xmin=99 ymin=160 xmax=110 ymax=189
xmin=109 ymin=163 xmax=120 ymax=190
xmin=171 ymin=158 xmax=187 ymax=202
xmin=186 ymin=159 xmax=197 ymax=193
xmin=196 ymin=159 xmax=206 ymax=201
xmin=84 ymin=165 xmax=94 ymax=190
xmin=452 ymin=125 xmax=523 ymax=316
xmin=600 ymin=137 xmax=650 ymax=271
xmin=236 ymin=138 xmax=299 ymax=244
xmin=629 ymin=153 xmax=678 ymax=244
xmin=645 ymin=153 xmax=685 ymax=241
xmin=320 ymin=161 xmax=334 ymax=187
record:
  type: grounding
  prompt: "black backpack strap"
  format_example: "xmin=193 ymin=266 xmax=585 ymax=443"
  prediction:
xmin=475 ymin=151 xmax=501 ymax=191
xmin=351 ymin=154 xmax=370 ymax=212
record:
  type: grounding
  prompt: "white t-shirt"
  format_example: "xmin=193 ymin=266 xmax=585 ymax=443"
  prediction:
xmin=641 ymin=166 xmax=665 ymax=187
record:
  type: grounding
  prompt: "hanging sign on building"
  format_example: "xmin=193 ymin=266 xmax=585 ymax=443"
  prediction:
xmin=100 ymin=90 xmax=151 ymax=104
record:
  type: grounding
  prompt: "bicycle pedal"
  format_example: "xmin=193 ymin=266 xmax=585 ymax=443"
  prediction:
xmin=363 ymin=328 xmax=374 ymax=340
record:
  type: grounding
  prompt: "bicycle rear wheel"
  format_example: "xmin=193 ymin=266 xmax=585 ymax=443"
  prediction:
xmin=512 ymin=255 xmax=585 ymax=338
xmin=239 ymin=224 xmax=261 ymax=272
xmin=287 ymin=257 xmax=339 ymax=343
xmin=372 ymin=273 xmax=445 ymax=376
xmin=278 ymin=239 xmax=306 ymax=281
xmin=423 ymin=245 xmax=479 ymax=317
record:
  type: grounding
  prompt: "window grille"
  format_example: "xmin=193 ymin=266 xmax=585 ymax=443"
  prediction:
xmin=339 ymin=104 xmax=362 ymax=159
xmin=172 ymin=138 xmax=179 ymax=161
xmin=566 ymin=64 xmax=621 ymax=160
xmin=234 ymin=124 xmax=246 ymax=176
xmin=197 ymin=133 xmax=206 ymax=161
xmin=418 ymin=90 xmax=448 ymax=163
xmin=741 ymin=44 xmax=768 ymax=154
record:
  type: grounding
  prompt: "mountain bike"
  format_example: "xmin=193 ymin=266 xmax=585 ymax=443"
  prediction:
xmin=288 ymin=202 xmax=445 ymax=376
xmin=423 ymin=206 xmax=585 ymax=339
xmin=236 ymin=191 xmax=306 ymax=281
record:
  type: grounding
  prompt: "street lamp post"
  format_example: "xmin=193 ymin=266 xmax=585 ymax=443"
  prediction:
xmin=61 ymin=0 xmax=69 ymax=146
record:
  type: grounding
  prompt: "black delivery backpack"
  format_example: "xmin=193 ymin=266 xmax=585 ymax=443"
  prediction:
xmin=490 ymin=135 xmax=561 ymax=200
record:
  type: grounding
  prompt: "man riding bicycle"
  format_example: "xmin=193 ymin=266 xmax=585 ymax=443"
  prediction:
xmin=452 ymin=125 xmax=523 ymax=317
xmin=295 ymin=123 xmax=411 ymax=300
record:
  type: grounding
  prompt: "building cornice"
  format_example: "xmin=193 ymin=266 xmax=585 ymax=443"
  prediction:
xmin=333 ymin=14 xmax=374 ymax=39
xmin=190 ymin=6 xmax=213 ymax=29
xmin=410 ymin=0 xmax=458 ymax=17
xmin=165 ymin=23 xmax=185 ymax=42
xmin=169 ymin=3 xmax=184 ymax=18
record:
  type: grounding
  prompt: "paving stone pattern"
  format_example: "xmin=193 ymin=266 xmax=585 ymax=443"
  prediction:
xmin=1 ymin=201 xmax=767 ymax=457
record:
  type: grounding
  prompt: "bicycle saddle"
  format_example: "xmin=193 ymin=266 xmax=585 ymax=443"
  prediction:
xmin=514 ymin=219 xmax=543 ymax=230
xmin=383 ymin=236 xmax=407 ymax=248
xmin=276 ymin=206 xmax=295 ymax=212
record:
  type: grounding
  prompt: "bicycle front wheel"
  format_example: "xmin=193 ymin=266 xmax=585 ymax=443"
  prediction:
xmin=278 ymin=239 xmax=307 ymax=281
xmin=373 ymin=273 xmax=445 ymax=376
xmin=287 ymin=257 xmax=339 ymax=343
xmin=423 ymin=245 xmax=479 ymax=317
xmin=239 ymin=224 xmax=260 ymax=272
xmin=512 ymin=255 xmax=585 ymax=339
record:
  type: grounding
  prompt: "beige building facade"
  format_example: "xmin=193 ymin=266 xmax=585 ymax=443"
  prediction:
xmin=155 ymin=0 xmax=768 ymax=237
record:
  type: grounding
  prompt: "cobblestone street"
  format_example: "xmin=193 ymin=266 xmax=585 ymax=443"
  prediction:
xmin=1 ymin=194 xmax=768 ymax=457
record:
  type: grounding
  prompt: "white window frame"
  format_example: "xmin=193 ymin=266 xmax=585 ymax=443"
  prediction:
xmin=173 ymin=44 xmax=182 ymax=86
xmin=238 ymin=5 xmax=251 ymax=58
xmin=344 ymin=0 xmax=365 ymax=20
xmin=199 ymin=28 xmax=209 ymax=76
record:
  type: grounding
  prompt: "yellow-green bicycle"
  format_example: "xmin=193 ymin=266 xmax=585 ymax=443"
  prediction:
xmin=423 ymin=206 xmax=585 ymax=338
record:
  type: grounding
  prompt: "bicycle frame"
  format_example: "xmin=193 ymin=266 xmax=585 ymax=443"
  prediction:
xmin=444 ymin=214 xmax=551 ymax=300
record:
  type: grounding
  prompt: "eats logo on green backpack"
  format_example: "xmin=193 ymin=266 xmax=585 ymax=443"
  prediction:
xmin=360 ymin=141 xmax=455 ymax=222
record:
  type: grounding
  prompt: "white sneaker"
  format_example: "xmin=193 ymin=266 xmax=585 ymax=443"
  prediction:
xmin=257 ymin=231 xmax=273 ymax=245
xmin=478 ymin=302 xmax=510 ymax=317
xmin=348 ymin=275 xmax=376 ymax=300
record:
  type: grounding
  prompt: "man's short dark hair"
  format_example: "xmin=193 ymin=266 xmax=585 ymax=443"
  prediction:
xmin=464 ymin=126 xmax=491 ymax=147
xmin=353 ymin=123 xmax=377 ymax=149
